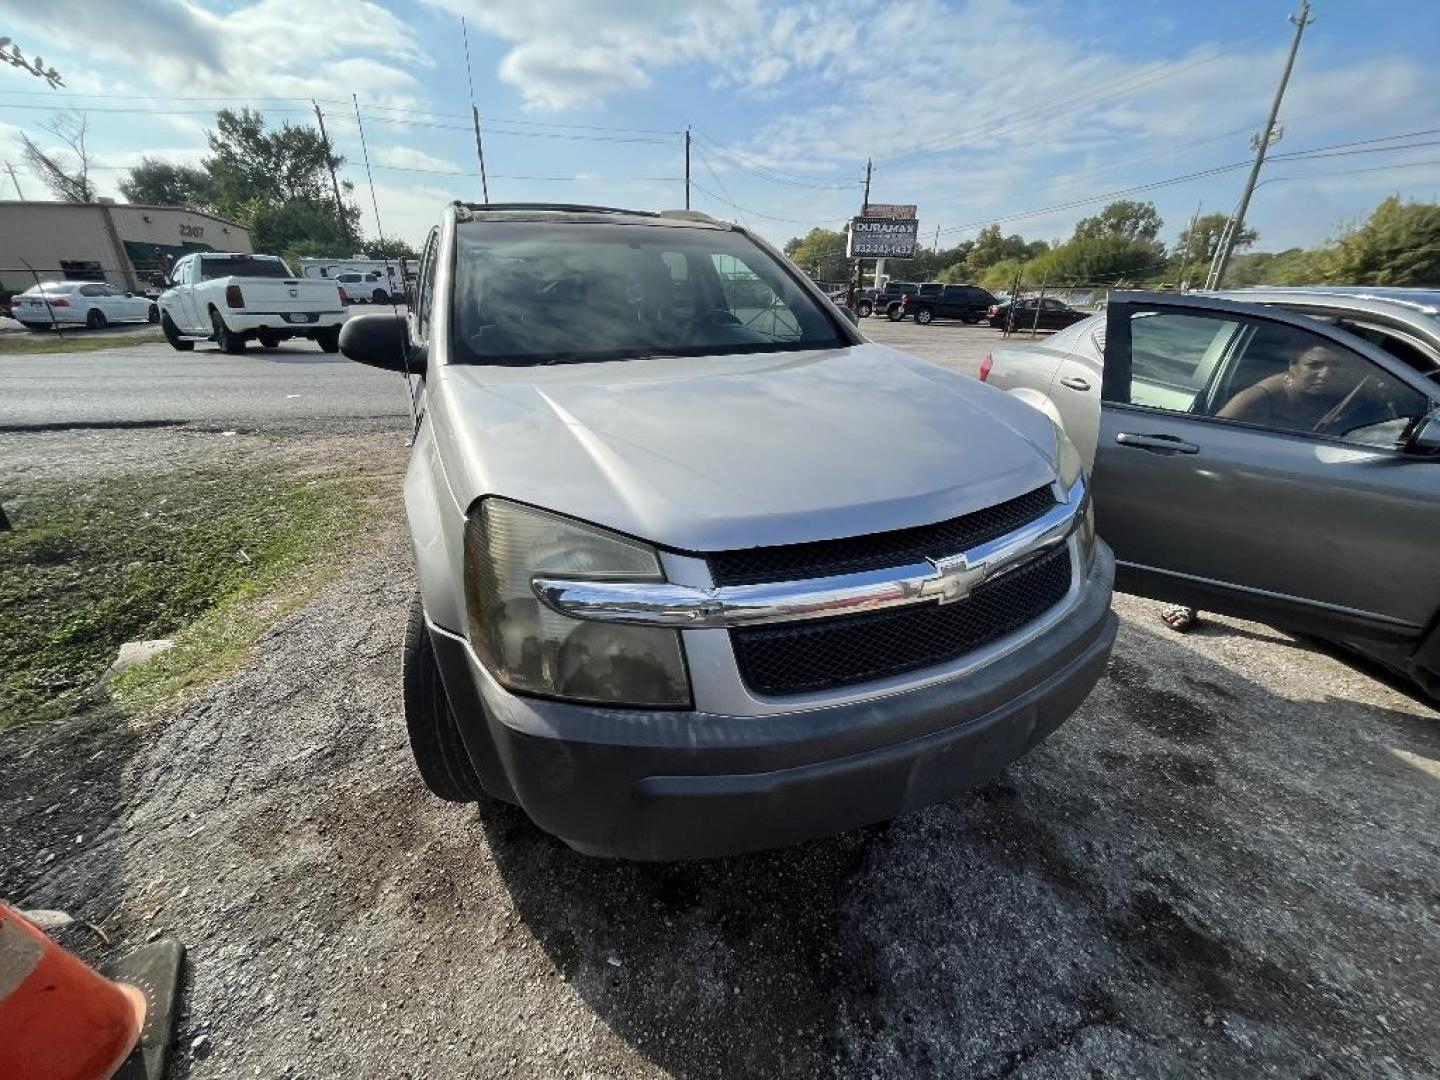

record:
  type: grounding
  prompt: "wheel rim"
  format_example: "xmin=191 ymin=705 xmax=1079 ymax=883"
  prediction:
xmin=918 ymin=311 xmax=931 ymax=323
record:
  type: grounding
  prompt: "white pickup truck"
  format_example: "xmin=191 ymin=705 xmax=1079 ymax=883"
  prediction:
xmin=157 ymin=252 xmax=349 ymax=353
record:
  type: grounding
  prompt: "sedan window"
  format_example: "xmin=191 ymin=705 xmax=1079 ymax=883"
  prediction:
xmin=1119 ymin=308 xmax=1432 ymax=448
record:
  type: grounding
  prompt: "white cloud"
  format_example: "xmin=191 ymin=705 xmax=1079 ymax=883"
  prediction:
xmin=373 ymin=145 xmax=462 ymax=173
xmin=0 ymin=0 xmax=431 ymax=108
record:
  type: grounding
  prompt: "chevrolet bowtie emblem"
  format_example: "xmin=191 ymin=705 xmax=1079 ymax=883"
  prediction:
xmin=919 ymin=554 xmax=988 ymax=605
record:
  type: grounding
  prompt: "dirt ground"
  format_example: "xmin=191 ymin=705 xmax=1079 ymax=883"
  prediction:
xmin=2 ymin=427 xmax=1438 ymax=1079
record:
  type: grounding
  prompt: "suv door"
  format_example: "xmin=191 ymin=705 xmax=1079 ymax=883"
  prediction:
xmin=1097 ymin=291 xmax=1440 ymax=644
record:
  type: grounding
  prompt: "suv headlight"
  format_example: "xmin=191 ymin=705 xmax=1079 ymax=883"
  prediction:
xmin=1053 ymin=423 xmax=1096 ymax=571
xmin=463 ymin=499 xmax=691 ymax=708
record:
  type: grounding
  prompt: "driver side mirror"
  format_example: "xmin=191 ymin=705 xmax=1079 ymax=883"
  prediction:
xmin=339 ymin=312 xmax=426 ymax=375
xmin=1409 ymin=408 xmax=1440 ymax=454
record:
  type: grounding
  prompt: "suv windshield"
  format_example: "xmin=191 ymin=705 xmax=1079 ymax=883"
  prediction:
xmin=451 ymin=220 xmax=847 ymax=365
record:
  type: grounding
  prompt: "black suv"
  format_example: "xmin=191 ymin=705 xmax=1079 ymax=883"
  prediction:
xmin=856 ymin=280 xmax=920 ymax=319
xmin=900 ymin=283 xmax=998 ymax=325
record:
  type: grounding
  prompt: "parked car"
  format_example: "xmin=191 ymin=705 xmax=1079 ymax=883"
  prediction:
xmin=877 ymin=280 xmax=922 ymax=320
xmin=338 ymin=203 xmax=1117 ymax=860
xmin=333 ymin=271 xmax=393 ymax=305
xmin=982 ymin=287 xmax=1440 ymax=697
xmin=900 ymin=283 xmax=1000 ymax=325
xmin=9 ymin=281 xmax=159 ymax=330
xmin=988 ymin=296 xmax=1090 ymax=331
xmin=157 ymin=253 xmax=348 ymax=353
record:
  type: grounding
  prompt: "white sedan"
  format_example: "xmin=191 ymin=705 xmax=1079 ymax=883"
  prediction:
xmin=9 ymin=281 xmax=159 ymax=330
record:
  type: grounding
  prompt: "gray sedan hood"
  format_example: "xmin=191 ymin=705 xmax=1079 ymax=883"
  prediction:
xmin=430 ymin=342 xmax=1061 ymax=552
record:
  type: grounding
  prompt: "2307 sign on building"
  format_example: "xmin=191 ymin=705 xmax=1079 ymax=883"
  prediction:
xmin=847 ymin=216 xmax=919 ymax=258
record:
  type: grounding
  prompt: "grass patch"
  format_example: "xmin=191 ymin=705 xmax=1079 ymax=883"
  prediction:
xmin=0 ymin=329 xmax=164 ymax=355
xmin=0 ymin=464 xmax=385 ymax=728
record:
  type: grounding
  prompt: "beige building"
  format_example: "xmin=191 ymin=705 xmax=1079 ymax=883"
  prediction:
xmin=0 ymin=199 xmax=252 ymax=297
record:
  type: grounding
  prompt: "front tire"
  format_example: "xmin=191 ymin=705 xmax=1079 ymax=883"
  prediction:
xmin=86 ymin=308 xmax=107 ymax=330
xmin=403 ymin=594 xmax=484 ymax=802
xmin=211 ymin=308 xmax=246 ymax=354
xmin=915 ymin=307 xmax=934 ymax=325
xmin=161 ymin=312 xmax=194 ymax=351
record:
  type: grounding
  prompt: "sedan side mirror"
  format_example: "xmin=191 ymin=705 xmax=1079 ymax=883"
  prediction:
xmin=339 ymin=312 xmax=426 ymax=375
xmin=1408 ymin=408 xmax=1440 ymax=454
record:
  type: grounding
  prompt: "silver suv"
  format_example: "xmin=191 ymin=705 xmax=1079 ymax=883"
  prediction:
xmin=339 ymin=203 xmax=1116 ymax=860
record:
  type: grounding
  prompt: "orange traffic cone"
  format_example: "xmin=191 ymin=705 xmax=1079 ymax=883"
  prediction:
xmin=0 ymin=903 xmax=181 ymax=1080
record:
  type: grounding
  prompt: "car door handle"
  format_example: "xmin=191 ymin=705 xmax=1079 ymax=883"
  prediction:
xmin=1058 ymin=375 xmax=1091 ymax=392
xmin=1115 ymin=432 xmax=1200 ymax=455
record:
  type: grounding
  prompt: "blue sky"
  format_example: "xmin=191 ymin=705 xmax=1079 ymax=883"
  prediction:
xmin=2 ymin=0 xmax=1438 ymax=255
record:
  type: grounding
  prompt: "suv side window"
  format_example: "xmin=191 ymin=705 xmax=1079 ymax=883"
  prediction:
xmin=710 ymin=253 xmax=802 ymax=340
xmin=1112 ymin=308 xmax=1432 ymax=448
xmin=415 ymin=227 xmax=440 ymax=340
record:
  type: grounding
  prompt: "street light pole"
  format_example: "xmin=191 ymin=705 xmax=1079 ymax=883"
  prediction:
xmin=847 ymin=157 xmax=872 ymax=308
xmin=1208 ymin=0 xmax=1311 ymax=289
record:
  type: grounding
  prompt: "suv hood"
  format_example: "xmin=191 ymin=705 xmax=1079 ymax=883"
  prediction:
xmin=431 ymin=342 xmax=1061 ymax=552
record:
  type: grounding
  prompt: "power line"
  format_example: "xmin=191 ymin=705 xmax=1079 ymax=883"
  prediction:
xmin=691 ymin=131 xmax=857 ymax=190
xmin=934 ymin=129 xmax=1440 ymax=238
xmin=0 ymin=88 xmax=681 ymax=134
xmin=878 ymin=22 xmax=1275 ymax=169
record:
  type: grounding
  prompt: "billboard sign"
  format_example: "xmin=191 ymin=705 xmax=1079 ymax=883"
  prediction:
xmin=847 ymin=216 xmax=919 ymax=258
xmin=863 ymin=203 xmax=918 ymax=220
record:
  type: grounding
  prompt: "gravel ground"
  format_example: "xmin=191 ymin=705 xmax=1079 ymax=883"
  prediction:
xmin=3 ymin=425 xmax=1438 ymax=1078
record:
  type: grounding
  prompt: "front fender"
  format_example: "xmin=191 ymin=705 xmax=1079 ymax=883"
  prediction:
xmin=404 ymin=416 xmax=469 ymax=635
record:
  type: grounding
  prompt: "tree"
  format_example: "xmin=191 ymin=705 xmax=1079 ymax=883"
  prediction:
xmin=1027 ymin=235 xmax=1162 ymax=285
xmin=1322 ymin=196 xmax=1440 ymax=286
xmin=1174 ymin=212 xmax=1257 ymax=271
xmin=1073 ymin=200 xmax=1163 ymax=244
xmin=120 ymin=157 xmax=218 ymax=209
xmin=784 ymin=227 xmax=849 ymax=280
xmin=201 ymin=108 xmax=361 ymax=256
xmin=362 ymin=237 xmax=420 ymax=261
xmin=18 ymin=110 xmax=93 ymax=202
xmin=0 ymin=35 xmax=63 ymax=87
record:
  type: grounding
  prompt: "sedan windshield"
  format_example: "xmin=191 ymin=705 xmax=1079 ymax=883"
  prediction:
xmin=451 ymin=220 xmax=847 ymax=365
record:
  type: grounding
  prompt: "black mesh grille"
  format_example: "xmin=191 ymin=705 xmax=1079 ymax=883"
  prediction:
xmin=707 ymin=486 xmax=1057 ymax=587
xmin=731 ymin=546 xmax=1073 ymax=696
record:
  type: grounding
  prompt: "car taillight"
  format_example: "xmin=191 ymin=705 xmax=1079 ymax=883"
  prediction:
xmin=225 ymin=284 xmax=244 ymax=308
xmin=47 ymin=297 xmax=71 ymax=307
xmin=988 ymin=305 xmax=998 ymax=316
xmin=979 ymin=353 xmax=993 ymax=382
xmin=338 ymin=287 xmax=348 ymax=304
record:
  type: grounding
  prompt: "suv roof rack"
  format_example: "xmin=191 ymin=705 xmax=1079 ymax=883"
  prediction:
xmin=452 ymin=202 xmax=658 ymax=217
xmin=450 ymin=202 xmax=730 ymax=228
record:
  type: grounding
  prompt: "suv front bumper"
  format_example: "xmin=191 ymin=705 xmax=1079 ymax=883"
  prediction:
xmin=428 ymin=542 xmax=1116 ymax=860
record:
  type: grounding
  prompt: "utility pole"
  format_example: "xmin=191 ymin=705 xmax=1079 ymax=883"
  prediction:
xmin=1176 ymin=201 xmax=1203 ymax=291
xmin=848 ymin=157 xmax=872 ymax=307
xmin=4 ymin=161 xmax=24 ymax=199
xmin=932 ymin=223 xmax=941 ymax=251
xmin=312 ymin=102 xmax=350 ymax=247
xmin=684 ymin=126 xmax=691 ymax=210
xmin=1208 ymin=0 xmax=1311 ymax=288
xmin=462 ymin=18 xmax=490 ymax=203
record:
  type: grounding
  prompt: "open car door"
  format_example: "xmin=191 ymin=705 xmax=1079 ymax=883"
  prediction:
xmin=1094 ymin=290 xmax=1440 ymax=654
